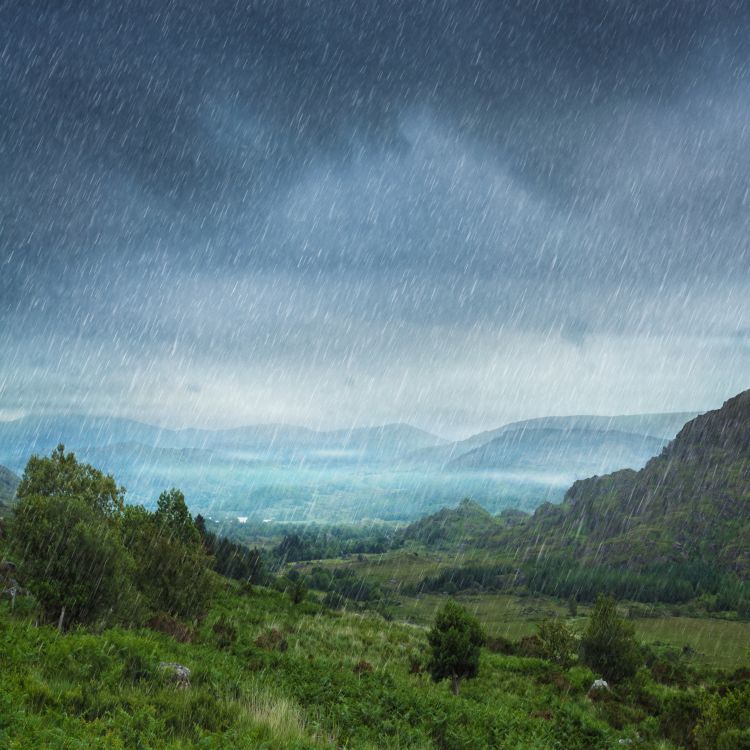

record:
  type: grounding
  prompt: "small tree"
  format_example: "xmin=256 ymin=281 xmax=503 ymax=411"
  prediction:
xmin=537 ymin=617 xmax=577 ymax=667
xmin=290 ymin=576 xmax=307 ymax=605
xmin=122 ymin=497 xmax=213 ymax=622
xmin=427 ymin=600 xmax=485 ymax=695
xmin=155 ymin=488 xmax=200 ymax=546
xmin=580 ymin=594 xmax=641 ymax=682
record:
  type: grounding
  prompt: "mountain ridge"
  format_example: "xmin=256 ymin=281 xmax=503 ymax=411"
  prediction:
xmin=519 ymin=390 xmax=750 ymax=575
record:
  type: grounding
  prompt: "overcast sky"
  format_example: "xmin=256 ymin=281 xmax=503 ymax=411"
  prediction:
xmin=2 ymin=1 xmax=750 ymax=437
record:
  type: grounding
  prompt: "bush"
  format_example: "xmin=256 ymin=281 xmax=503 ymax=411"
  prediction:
xmin=254 ymin=628 xmax=288 ymax=652
xmin=147 ymin=613 xmax=195 ymax=643
xmin=212 ymin=615 xmax=238 ymax=649
xmin=486 ymin=635 xmax=516 ymax=654
xmin=537 ymin=618 xmax=577 ymax=667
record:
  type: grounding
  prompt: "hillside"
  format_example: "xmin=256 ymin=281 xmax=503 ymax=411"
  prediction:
xmin=521 ymin=390 xmax=750 ymax=575
xmin=0 ymin=464 xmax=20 ymax=512
xmin=397 ymin=497 xmax=503 ymax=546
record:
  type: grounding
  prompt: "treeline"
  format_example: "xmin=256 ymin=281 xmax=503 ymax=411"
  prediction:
xmin=527 ymin=559 xmax=750 ymax=611
xmin=304 ymin=565 xmax=383 ymax=606
xmin=407 ymin=563 xmax=517 ymax=595
xmin=269 ymin=528 xmax=398 ymax=565
xmin=195 ymin=515 xmax=264 ymax=583
xmin=410 ymin=557 xmax=750 ymax=614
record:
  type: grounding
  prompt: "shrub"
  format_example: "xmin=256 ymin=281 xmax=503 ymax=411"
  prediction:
xmin=212 ymin=615 xmax=238 ymax=649
xmin=254 ymin=628 xmax=288 ymax=652
xmin=579 ymin=595 xmax=641 ymax=683
xmin=353 ymin=659 xmax=373 ymax=675
xmin=147 ymin=613 xmax=195 ymax=643
xmin=486 ymin=635 xmax=516 ymax=654
xmin=537 ymin=618 xmax=577 ymax=667
xmin=426 ymin=600 xmax=484 ymax=696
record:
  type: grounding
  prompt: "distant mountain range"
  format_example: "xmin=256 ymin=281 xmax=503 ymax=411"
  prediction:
xmin=0 ymin=408 xmax=705 ymax=520
xmin=0 ymin=416 xmax=448 ymax=469
xmin=403 ymin=412 xmax=698 ymax=481
xmin=0 ymin=410 xmax=699 ymax=473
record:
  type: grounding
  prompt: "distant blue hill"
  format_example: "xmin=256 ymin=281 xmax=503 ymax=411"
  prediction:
xmin=0 ymin=415 xmax=448 ymax=471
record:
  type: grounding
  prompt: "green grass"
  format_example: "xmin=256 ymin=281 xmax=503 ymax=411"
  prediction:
xmin=633 ymin=617 xmax=750 ymax=670
xmin=0 ymin=579 xmax=660 ymax=749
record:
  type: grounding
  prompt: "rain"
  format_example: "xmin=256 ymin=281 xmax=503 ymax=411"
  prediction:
xmin=0 ymin=2 xmax=749 ymax=748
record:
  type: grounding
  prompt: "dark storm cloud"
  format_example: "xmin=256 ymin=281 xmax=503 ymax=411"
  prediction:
xmin=2 ymin=1 xmax=750 ymax=430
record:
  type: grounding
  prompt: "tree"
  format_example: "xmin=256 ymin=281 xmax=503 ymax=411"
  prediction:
xmin=17 ymin=444 xmax=124 ymax=518
xmin=427 ymin=600 xmax=485 ymax=695
xmin=537 ymin=618 xmax=577 ymax=667
xmin=195 ymin=514 xmax=264 ymax=583
xmin=12 ymin=494 xmax=133 ymax=628
xmin=155 ymin=488 xmax=200 ymax=546
xmin=290 ymin=576 xmax=307 ymax=605
xmin=12 ymin=446 xmax=134 ymax=628
xmin=579 ymin=594 xmax=641 ymax=682
xmin=122 ymin=498 xmax=213 ymax=621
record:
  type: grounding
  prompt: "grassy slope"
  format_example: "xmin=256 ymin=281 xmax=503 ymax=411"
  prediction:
xmin=0 ymin=577 xmax=646 ymax=750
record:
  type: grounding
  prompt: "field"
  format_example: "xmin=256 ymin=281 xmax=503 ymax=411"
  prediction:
xmin=297 ymin=550 xmax=750 ymax=670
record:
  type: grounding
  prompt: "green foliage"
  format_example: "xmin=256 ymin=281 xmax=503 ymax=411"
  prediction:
xmin=289 ymin=576 xmax=307 ymax=605
xmin=0 ymin=576 xmax=748 ymax=749
xmin=306 ymin=565 xmax=383 ymax=604
xmin=537 ymin=618 xmax=577 ymax=667
xmin=412 ymin=562 xmax=517 ymax=595
xmin=122 ymin=502 xmax=213 ymax=621
xmin=212 ymin=615 xmax=238 ymax=649
xmin=526 ymin=557 xmax=738 ymax=605
xmin=398 ymin=497 xmax=501 ymax=547
xmin=17 ymin=444 xmax=124 ymax=517
xmin=155 ymin=488 xmax=200 ymax=546
xmin=11 ymin=493 xmax=134 ymax=627
xmin=11 ymin=445 xmax=220 ymax=627
xmin=579 ymin=595 xmax=641 ymax=683
xmin=0 ymin=464 xmax=20 ymax=512
xmin=427 ymin=599 xmax=485 ymax=695
xmin=196 ymin=514 xmax=264 ymax=582
xmin=694 ymin=682 xmax=750 ymax=749
xmin=270 ymin=526 xmax=396 ymax=564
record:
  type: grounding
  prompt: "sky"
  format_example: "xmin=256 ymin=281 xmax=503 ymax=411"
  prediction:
xmin=1 ymin=1 xmax=750 ymax=438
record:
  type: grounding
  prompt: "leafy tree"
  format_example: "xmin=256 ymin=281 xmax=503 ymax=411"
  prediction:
xmin=537 ymin=618 xmax=577 ymax=667
xmin=579 ymin=594 xmax=641 ymax=682
xmin=122 ymin=498 xmax=213 ymax=621
xmin=17 ymin=444 xmax=124 ymax=518
xmin=12 ymin=446 xmax=134 ymax=628
xmin=427 ymin=600 xmax=485 ymax=695
xmin=155 ymin=488 xmax=200 ymax=546
xmin=12 ymin=494 xmax=133 ymax=628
